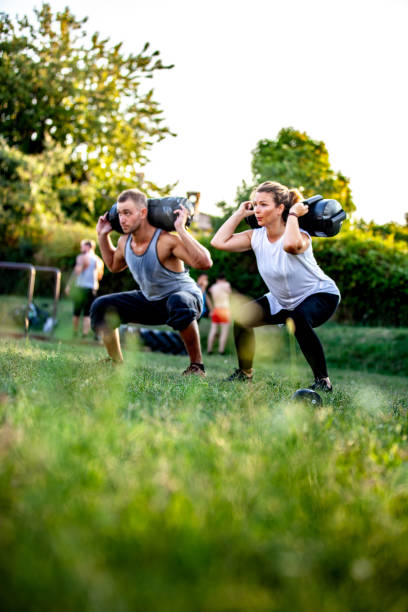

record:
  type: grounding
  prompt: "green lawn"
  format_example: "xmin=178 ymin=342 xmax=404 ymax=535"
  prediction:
xmin=0 ymin=323 xmax=408 ymax=611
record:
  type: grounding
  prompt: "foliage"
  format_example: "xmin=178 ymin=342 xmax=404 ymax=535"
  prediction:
xmin=0 ymin=340 xmax=407 ymax=611
xmin=354 ymin=218 xmax=408 ymax=246
xmin=236 ymin=127 xmax=355 ymax=214
xmin=313 ymin=230 xmax=408 ymax=326
xmin=191 ymin=228 xmax=408 ymax=327
xmin=0 ymin=2 xmax=174 ymax=223
xmin=3 ymin=215 xmax=405 ymax=327
xmin=0 ymin=135 xmax=73 ymax=253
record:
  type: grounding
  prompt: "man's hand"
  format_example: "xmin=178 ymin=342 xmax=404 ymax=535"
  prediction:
xmin=173 ymin=204 xmax=190 ymax=232
xmin=96 ymin=213 xmax=113 ymax=236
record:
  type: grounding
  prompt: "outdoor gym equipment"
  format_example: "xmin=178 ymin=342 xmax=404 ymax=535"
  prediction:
xmin=139 ymin=328 xmax=187 ymax=355
xmin=107 ymin=196 xmax=195 ymax=233
xmin=0 ymin=262 xmax=61 ymax=336
xmin=245 ymin=194 xmax=347 ymax=237
xmin=291 ymin=388 xmax=323 ymax=406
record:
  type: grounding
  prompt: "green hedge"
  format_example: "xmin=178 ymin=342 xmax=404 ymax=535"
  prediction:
xmin=195 ymin=231 xmax=408 ymax=327
xmin=2 ymin=224 xmax=407 ymax=327
xmin=312 ymin=233 xmax=408 ymax=326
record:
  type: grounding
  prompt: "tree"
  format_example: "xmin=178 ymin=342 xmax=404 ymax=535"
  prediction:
xmin=236 ymin=127 xmax=355 ymax=214
xmin=0 ymin=2 xmax=174 ymax=222
xmin=0 ymin=135 xmax=76 ymax=255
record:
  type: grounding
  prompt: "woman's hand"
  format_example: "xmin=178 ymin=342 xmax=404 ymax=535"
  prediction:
xmin=289 ymin=202 xmax=309 ymax=217
xmin=235 ymin=200 xmax=255 ymax=219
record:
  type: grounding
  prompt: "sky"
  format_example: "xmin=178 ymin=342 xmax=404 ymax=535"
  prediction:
xmin=3 ymin=0 xmax=408 ymax=224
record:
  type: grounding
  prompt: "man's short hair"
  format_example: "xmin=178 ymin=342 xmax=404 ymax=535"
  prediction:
xmin=81 ymin=239 xmax=95 ymax=249
xmin=117 ymin=189 xmax=147 ymax=207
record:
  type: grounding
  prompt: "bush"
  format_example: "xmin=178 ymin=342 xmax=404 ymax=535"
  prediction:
xmin=2 ymin=219 xmax=407 ymax=327
xmin=194 ymin=231 xmax=408 ymax=327
xmin=313 ymin=232 xmax=408 ymax=326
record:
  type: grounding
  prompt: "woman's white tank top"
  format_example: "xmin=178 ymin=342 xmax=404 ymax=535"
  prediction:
xmin=251 ymin=227 xmax=340 ymax=314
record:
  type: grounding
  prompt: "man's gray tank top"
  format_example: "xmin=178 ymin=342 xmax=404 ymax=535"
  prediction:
xmin=124 ymin=229 xmax=203 ymax=303
xmin=77 ymin=253 xmax=98 ymax=290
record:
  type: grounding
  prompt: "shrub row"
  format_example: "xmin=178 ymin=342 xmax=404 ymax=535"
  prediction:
xmin=1 ymin=224 xmax=407 ymax=327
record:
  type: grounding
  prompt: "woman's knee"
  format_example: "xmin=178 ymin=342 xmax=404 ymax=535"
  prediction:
xmin=289 ymin=311 xmax=313 ymax=337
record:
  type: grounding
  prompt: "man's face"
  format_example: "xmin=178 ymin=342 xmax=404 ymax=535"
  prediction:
xmin=198 ymin=274 xmax=208 ymax=289
xmin=117 ymin=199 xmax=147 ymax=233
xmin=80 ymin=244 xmax=90 ymax=254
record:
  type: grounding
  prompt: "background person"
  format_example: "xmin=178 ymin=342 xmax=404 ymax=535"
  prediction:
xmin=210 ymin=181 xmax=340 ymax=390
xmin=196 ymin=273 xmax=213 ymax=320
xmin=207 ymin=275 xmax=231 ymax=355
xmin=91 ymin=189 xmax=212 ymax=376
xmin=65 ymin=239 xmax=104 ymax=338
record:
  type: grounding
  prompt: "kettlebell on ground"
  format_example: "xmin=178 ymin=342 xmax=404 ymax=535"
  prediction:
xmin=107 ymin=197 xmax=195 ymax=233
xmin=291 ymin=388 xmax=323 ymax=406
xmin=245 ymin=194 xmax=347 ymax=237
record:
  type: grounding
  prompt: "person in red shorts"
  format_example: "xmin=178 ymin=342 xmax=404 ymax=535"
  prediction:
xmin=207 ymin=275 xmax=232 ymax=355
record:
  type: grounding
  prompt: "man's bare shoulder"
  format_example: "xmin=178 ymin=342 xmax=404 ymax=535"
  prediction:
xmin=157 ymin=229 xmax=176 ymax=243
xmin=157 ymin=230 xmax=180 ymax=251
xmin=116 ymin=234 xmax=128 ymax=249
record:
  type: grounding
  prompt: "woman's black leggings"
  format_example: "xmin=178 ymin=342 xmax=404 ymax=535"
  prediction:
xmin=234 ymin=292 xmax=339 ymax=379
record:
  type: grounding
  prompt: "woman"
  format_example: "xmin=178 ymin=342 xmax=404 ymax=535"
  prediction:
xmin=210 ymin=181 xmax=340 ymax=391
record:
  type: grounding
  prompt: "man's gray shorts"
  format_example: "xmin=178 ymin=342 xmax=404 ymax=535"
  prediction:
xmin=90 ymin=290 xmax=203 ymax=332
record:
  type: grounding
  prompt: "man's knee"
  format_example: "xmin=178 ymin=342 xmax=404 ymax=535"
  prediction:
xmin=166 ymin=292 xmax=201 ymax=331
xmin=90 ymin=295 xmax=120 ymax=331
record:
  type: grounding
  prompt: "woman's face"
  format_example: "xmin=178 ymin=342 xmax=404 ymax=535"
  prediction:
xmin=253 ymin=191 xmax=284 ymax=226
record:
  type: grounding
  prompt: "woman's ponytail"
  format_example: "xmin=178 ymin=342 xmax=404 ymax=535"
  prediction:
xmin=283 ymin=188 xmax=303 ymax=222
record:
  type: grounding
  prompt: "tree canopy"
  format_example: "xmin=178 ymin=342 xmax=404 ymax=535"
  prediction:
xmin=236 ymin=127 xmax=355 ymax=214
xmin=0 ymin=2 xmax=174 ymax=223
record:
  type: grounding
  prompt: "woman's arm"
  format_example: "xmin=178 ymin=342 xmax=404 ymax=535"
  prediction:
xmin=283 ymin=202 xmax=310 ymax=255
xmin=210 ymin=201 xmax=254 ymax=252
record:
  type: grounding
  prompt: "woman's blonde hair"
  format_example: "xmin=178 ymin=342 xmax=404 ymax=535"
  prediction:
xmin=254 ymin=181 xmax=303 ymax=222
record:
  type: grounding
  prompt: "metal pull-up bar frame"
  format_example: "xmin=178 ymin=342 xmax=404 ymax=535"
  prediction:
xmin=0 ymin=262 xmax=61 ymax=337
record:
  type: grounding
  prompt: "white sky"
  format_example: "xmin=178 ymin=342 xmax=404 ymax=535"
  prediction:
xmin=4 ymin=0 xmax=408 ymax=223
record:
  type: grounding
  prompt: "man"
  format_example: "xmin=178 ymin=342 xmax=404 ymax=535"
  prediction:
xmin=207 ymin=275 xmax=232 ymax=355
xmin=65 ymin=239 xmax=104 ymax=338
xmin=196 ymin=273 xmax=213 ymax=320
xmin=91 ymin=189 xmax=212 ymax=376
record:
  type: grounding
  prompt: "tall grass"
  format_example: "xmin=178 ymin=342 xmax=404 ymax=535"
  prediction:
xmin=0 ymin=336 xmax=407 ymax=611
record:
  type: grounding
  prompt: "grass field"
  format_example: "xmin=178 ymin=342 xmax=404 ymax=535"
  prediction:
xmin=1 ymin=311 xmax=408 ymax=610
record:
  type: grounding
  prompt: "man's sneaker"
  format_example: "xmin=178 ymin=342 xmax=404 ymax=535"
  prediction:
xmin=225 ymin=368 xmax=253 ymax=382
xmin=309 ymin=378 xmax=333 ymax=393
xmin=182 ymin=363 xmax=206 ymax=377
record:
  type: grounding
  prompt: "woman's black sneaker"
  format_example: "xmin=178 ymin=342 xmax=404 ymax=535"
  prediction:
xmin=309 ymin=378 xmax=333 ymax=392
xmin=225 ymin=368 xmax=253 ymax=382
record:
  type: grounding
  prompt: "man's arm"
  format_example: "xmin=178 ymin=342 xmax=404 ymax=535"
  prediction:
xmin=206 ymin=293 xmax=213 ymax=311
xmin=74 ymin=253 xmax=90 ymax=275
xmin=96 ymin=213 xmax=127 ymax=273
xmin=65 ymin=254 xmax=84 ymax=295
xmin=171 ymin=205 xmax=212 ymax=269
xmin=96 ymin=256 xmax=104 ymax=281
